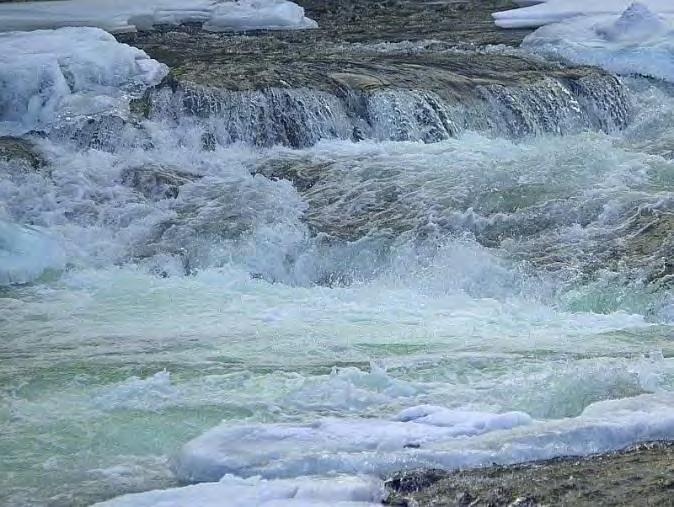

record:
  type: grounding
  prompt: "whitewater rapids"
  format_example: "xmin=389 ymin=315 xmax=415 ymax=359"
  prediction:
xmin=1 ymin=22 xmax=674 ymax=507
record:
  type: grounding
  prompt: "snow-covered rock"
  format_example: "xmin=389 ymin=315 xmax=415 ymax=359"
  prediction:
xmin=0 ymin=27 xmax=167 ymax=135
xmin=493 ymin=0 xmax=674 ymax=29
xmin=522 ymin=3 xmax=674 ymax=83
xmin=174 ymin=407 xmax=533 ymax=483
xmin=0 ymin=0 xmax=317 ymax=34
xmin=172 ymin=395 xmax=674 ymax=484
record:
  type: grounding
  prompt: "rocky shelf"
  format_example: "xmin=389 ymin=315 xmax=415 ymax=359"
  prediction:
xmin=385 ymin=442 xmax=674 ymax=507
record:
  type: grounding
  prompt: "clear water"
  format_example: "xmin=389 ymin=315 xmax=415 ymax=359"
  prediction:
xmin=1 ymin=72 xmax=674 ymax=505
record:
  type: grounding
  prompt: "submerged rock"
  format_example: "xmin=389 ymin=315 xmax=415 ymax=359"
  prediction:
xmin=0 ymin=136 xmax=45 ymax=171
xmin=252 ymin=156 xmax=326 ymax=192
xmin=385 ymin=441 xmax=674 ymax=507
xmin=120 ymin=164 xmax=201 ymax=200
xmin=49 ymin=115 xmax=154 ymax=152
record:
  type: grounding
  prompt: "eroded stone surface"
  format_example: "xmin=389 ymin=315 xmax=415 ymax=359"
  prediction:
xmin=385 ymin=442 xmax=674 ymax=507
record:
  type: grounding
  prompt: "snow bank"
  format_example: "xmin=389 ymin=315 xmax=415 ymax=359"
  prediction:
xmin=94 ymin=475 xmax=384 ymax=507
xmin=493 ymin=0 xmax=674 ymax=29
xmin=0 ymin=220 xmax=65 ymax=285
xmin=174 ymin=394 xmax=674 ymax=483
xmin=522 ymin=3 xmax=674 ymax=83
xmin=0 ymin=27 xmax=167 ymax=135
xmin=0 ymin=0 xmax=317 ymax=34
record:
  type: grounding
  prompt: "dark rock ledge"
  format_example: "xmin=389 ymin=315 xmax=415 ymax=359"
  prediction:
xmin=117 ymin=1 xmax=630 ymax=147
xmin=385 ymin=442 xmax=674 ymax=507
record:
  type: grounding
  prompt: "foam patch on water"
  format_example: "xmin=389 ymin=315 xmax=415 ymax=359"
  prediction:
xmin=282 ymin=364 xmax=420 ymax=413
xmin=522 ymin=3 xmax=674 ymax=83
xmin=92 ymin=371 xmax=178 ymax=411
xmin=0 ymin=0 xmax=317 ymax=34
xmin=0 ymin=27 xmax=167 ymax=135
xmin=173 ymin=393 xmax=674 ymax=483
xmin=94 ymin=474 xmax=384 ymax=507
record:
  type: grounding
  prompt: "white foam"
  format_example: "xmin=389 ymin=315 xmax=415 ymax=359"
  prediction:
xmin=0 ymin=219 xmax=65 ymax=285
xmin=521 ymin=3 xmax=674 ymax=83
xmin=93 ymin=475 xmax=384 ymax=507
xmin=0 ymin=27 xmax=168 ymax=135
xmin=0 ymin=0 xmax=317 ymax=34
xmin=493 ymin=0 xmax=674 ymax=29
xmin=92 ymin=371 xmax=178 ymax=411
xmin=174 ymin=393 xmax=674 ymax=483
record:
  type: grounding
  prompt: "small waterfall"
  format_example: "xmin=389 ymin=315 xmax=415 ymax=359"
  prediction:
xmin=478 ymin=74 xmax=630 ymax=137
xmin=146 ymin=84 xmax=355 ymax=147
xmin=137 ymin=72 xmax=632 ymax=149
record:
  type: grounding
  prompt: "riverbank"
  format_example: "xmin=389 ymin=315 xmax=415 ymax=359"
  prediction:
xmin=385 ymin=441 xmax=674 ymax=506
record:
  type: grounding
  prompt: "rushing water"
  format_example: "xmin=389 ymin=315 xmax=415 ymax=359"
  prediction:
xmin=1 ymin=38 xmax=674 ymax=505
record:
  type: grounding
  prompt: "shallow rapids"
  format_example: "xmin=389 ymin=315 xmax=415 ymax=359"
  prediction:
xmin=1 ymin=31 xmax=674 ymax=507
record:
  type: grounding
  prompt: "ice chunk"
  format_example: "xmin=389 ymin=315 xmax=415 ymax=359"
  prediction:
xmin=175 ymin=394 xmax=674 ymax=484
xmin=205 ymin=0 xmax=318 ymax=31
xmin=175 ymin=407 xmax=533 ymax=483
xmin=493 ymin=0 xmax=674 ymax=29
xmin=93 ymin=475 xmax=384 ymax=507
xmin=522 ymin=3 xmax=674 ymax=83
xmin=394 ymin=405 xmax=532 ymax=431
xmin=0 ymin=0 xmax=318 ymax=34
xmin=0 ymin=220 xmax=65 ymax=286
xmin=596 ymin=2 xmax=669 ymax=41
xmin=0 ymin=27 xmax=168 ymax=135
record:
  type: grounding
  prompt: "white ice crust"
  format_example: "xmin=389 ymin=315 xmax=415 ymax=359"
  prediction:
xmin=522 ymin=3 xmax=674 ymax=83
xmin=93 ymin=475 xmax=384 ymax=507
xmin=0 ymin=0 xmax=318 ymax=34
xmin=175 ymin=394 xmax=674 ymax=483
xmin=0 ymin=27 xmax=168 ymax=135
xmin=493 ymin=0 xmax=674 ymax=29
xmin=495 ymin=2 xmax=674 ymax=84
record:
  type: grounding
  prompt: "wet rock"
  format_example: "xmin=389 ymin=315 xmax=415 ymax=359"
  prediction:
xmin=512 ymin=201 xmax=674 ymax=290
xmin=0 ymin=136 xmax=45 ymax=171
xmin=49 ymin=115 xmax=153 ymax=152
xmin=118 ymin=1 xmax=630 ymax=148
xmin=385 ymin=442 xmax=674 ymax=507
xmin=252 ymin=156 xmax=326 ymax=192
xmin=120 ymin=164 xmax=201 ymax=200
